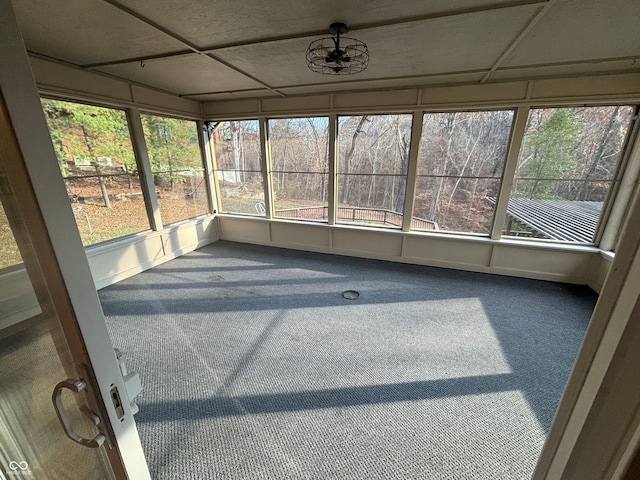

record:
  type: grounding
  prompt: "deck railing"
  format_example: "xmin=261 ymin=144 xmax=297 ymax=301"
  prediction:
xmin=274 ymin=206 xmax=438 ymax=230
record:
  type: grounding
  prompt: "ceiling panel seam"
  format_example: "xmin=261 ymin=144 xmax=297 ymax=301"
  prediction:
xmin=179 ymin=75 xmax=489 ymax=99
xmin=496 ymin=56 xmax=640 ymax=71
xmin=100 ymin=0 xmax=285 ymax=97
xmin=214 ymin=69 xmax=490 ymax=95
xmin=83 ymin=50 xmax=194 ymax=69
xmin=182 ymin=88 xmax=275 ymax=99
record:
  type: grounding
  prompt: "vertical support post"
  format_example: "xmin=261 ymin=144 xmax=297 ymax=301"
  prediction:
xmin=599 ymin=108 xmax=640 ymax=251
xmin=126 ymin=108 xmax=162 ymax=231
xmin=401 ymin=110 xmax=424 ymax=232
xmin=259 ymin=117 xmax=274 ymax=219
xmin=490 ymin=106 xmax=530 ymax=240
xmin=328 ymin=114 xmax=338 ymax=225
xmin=197 ymin=120 xmax=218 ymax=214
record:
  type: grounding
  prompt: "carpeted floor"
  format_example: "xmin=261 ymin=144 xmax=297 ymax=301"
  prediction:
xmin=100 ymin=241 xmax=596 ymax=479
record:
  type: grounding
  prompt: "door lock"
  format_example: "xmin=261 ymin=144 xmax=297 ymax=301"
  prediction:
xmin=110 ymin=385 xmax=125 ymax=421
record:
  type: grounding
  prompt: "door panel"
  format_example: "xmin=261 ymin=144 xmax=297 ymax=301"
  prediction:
xmin=0 ymin=172 xmax=113 ymax=478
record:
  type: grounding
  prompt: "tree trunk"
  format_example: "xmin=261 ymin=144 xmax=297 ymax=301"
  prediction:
xmin=341 ymin=116 xmax=368 ymax=204
xmin=429 ymin=113 xmax=457 ymax=221
xmin=576 ymin=106 xmax=620 ymax=201
xmin=123 ymin=163 xmax=133 ymax=190
xmin=446 ymin=129 xmax=480 ymax=212
xmin=81 ymin=125 xmax=111 ymax=208
xmin=96 ymin=166 xmax=111 ymax=209
xmin=394 ymin=130 xmax=410 ymax=213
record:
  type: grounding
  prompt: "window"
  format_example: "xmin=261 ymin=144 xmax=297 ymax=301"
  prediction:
xmin=41 ymin=99 xmax=150 ymax=245
xmin=505 ymin=106 xmax=635 ymax=243
xmin=141 ymin=115 xmax=208 ymax=225
xmin=211 ymin=120 xmax=264 ymax=216
xmin=338 ymin=114 xmax=412 ymax=228
xmin=414 ymin=110 xmax=514 ymax=235
xmin=269 ymin=117 xmax=329 ymax=222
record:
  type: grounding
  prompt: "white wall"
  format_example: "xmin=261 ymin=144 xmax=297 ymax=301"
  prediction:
xmin=587 ymin=251 xmax=615 ymax=293
xmin=87 ymin=216 xmax=218 ymax=289
xmin=217 ymin=215 xmax=599 ymax=284
xmin=1 ymin=216 xmax=218 ymax=329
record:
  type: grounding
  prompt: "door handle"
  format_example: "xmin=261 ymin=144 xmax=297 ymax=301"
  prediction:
xmin=52 ymin=378 xmax=106 ymax=448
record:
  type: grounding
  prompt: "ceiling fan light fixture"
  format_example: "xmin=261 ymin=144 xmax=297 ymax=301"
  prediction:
xmin=306 ymin=22 xmax=369 ymax=75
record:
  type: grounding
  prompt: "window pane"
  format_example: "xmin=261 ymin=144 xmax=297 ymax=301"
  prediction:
xmin=212 ymin=120 xmax=264 ymax=216
xmin=270 ymin=117 xmax=329 ymax=222
xmin=505 ymin=106 xmax=634 ymax=243
xmin=41 ymin=99 xmax=150 ymax=245
xmin=338 ymin=114 xmax=412 ymax=228
xmin=272 ymin=173 xmax=329 ymax=221
xmin=414 ymin=177 xmax=500 ymax=234
xmin=415 ymin=110 xmax=513 ymax=234
xmin=338 ymin=174 xmax=406 ymax=227
xmin=141 ymin=115 xmax=208 ymax=225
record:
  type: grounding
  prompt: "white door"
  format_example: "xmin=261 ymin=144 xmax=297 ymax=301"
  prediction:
xmin=0 ymin=3 xmax=150 ymax=478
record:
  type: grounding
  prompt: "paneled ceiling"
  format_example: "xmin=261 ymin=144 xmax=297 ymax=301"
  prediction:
xmin=12 ymin=0 xmax=640 ymax=102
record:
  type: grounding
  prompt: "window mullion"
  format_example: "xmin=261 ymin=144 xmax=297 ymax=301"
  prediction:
xmin=197 ymin=120 xmax=218 ymax=215
xmin=401 ymin=110 xmax=424 ymax=232
xmin=126 ymin=108 xmax=163 ymax=231
xmin=598 ymin=107 xmax=640 ymax=250
xmin=490 ymin=106 xmax=530 ymax=240
xmin=259 ymin=117 xmax=274 ymax=219
xmin=328 ymin=114 xmax=338 ymax=225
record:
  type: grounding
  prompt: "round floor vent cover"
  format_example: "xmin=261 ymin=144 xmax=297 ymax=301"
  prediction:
xmin=342 ymin=290 xmax=360 ymax=300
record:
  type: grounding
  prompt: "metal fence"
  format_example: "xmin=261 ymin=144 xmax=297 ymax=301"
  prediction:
xmin=275 ymin=206 xmax=437 ymax=230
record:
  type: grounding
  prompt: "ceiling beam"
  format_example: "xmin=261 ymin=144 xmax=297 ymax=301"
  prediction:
xmin=27 ymin=51 xmax=189 ymax=99
xmin=480 ymin=0 xmax=557 ymax=83
xmin=180 ymin=56 xmax=640 ymax=98
xmin=83 ymin=50 xmax=194 ymax=69
xmin=202 ymin=0 xmax=552 ymax=52
xmin=90 ymin=0 xmax=551 ymax=67
xmin=100 ymin=0 xmax=286 ymax=97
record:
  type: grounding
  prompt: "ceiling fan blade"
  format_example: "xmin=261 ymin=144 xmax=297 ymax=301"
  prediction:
xmin=309 ymin=46 xmax=331 ymax=59
xmin=348 ymin=54 xmax=368 ymax=63
xmin=342 ymin=45 xmax=359 ymax=57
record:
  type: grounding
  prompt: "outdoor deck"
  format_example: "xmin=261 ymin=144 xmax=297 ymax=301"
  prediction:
xmin=486 ymin=197 xmax=602 ymax=243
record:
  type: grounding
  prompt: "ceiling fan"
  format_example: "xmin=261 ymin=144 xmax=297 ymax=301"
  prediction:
xmin=306 ymin=22 xmax=369 ymax=75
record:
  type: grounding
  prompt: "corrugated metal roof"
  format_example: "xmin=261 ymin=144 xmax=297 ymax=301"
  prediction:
xmin=487 ymin=197 xmax=603 ymax=243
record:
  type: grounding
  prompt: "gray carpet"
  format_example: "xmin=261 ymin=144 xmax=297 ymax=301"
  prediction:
xmin=100 ymin=241 xmax=595 ymax=479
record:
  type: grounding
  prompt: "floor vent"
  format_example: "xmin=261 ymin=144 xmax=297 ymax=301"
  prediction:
xmin=341 ymin=290 xmax=360 ymax=300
